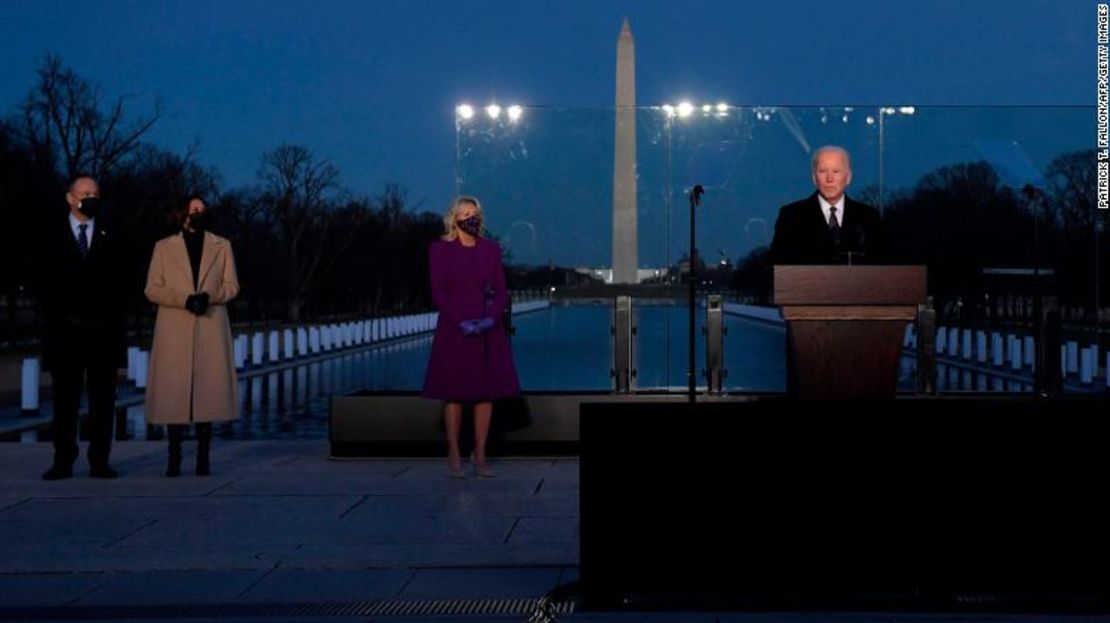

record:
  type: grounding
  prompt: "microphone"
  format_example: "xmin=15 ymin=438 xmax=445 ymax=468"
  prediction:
xmin=689 ymin=184 xmax=704 ymax=208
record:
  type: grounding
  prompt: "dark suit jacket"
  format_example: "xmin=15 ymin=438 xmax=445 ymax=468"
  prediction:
xmin=769 ymin=191 xmax=884 ymax=265
xmin=37 ymin=206 xmax=130 ymax=371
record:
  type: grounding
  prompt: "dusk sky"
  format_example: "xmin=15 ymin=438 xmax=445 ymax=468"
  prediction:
xmin=0 ymin=0 xmax=1098 ymax=264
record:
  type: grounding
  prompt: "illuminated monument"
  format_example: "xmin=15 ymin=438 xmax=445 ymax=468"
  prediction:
xmin=611 ymin=18 xmax=638 ymax=284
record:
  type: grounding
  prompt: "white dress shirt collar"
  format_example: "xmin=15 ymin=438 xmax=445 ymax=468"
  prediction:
xmin=68 ymin=212 xmax=95 ymax=249
xmin=817 ymin=195 xmax=845 ymax=226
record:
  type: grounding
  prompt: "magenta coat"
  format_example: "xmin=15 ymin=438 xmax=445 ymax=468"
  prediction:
xmin=422 ymin=238 xmax=521 ymax=402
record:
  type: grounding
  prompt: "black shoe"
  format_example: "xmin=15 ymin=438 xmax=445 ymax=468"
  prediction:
xmin=166 ymin=461 xmax=181 ymax=478
xmin=42 ymin=465 xmax=73 ymax=481
xmin=89 ymin=464 xmax=119 ymax=479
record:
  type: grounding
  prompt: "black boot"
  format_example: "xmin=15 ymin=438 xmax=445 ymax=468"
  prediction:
xmin=195 ymin=423 xmax=212 ymax=476
xmin=166 ymin=425 xmax=185 ymax=478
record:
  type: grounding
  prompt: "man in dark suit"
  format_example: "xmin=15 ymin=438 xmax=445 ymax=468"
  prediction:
xmin=38 ymin=175 xmax=130 ymax=480
xmin=769 ymin=146 xmax=884 ymax=265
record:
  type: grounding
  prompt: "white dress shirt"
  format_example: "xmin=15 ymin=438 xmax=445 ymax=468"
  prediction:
xmin=817 ymin=195 xmax=845 ymax=226
xmin=69 ymin=212 xmax=95 ymax=251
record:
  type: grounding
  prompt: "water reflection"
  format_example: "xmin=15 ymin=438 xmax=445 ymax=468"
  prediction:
xmin=101 ymin=305 xmax=1043 ymax=440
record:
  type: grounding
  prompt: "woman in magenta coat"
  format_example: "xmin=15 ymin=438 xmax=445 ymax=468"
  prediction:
xmin=423 ymin=196 xmax=521 ymax=478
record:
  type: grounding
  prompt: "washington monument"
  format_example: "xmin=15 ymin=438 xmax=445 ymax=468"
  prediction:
xmin=612 ymin=18 xmax=638 ymax=284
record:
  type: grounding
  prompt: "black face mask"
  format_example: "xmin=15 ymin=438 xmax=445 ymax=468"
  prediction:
xmin=457 ymin=216 xmax=481 ymax=236
xmin=78 ymin=197 xmax=102 ymax=218
xmin=187 ymin=212 xmax=207 ymax=232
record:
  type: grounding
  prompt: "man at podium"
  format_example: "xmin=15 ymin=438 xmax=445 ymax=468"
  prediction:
xmin=770 ymin=146 xmax=884 ymax=265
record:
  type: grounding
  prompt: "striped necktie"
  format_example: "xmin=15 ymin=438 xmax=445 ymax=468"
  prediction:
xmin=77 ymin=224 xmax=89 ymax=258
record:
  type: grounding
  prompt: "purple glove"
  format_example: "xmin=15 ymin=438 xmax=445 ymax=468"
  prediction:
xmin=473 ymin=317 xmax=495 ymax=334
xmin=458 ymin=320 xmax=480 ymax=336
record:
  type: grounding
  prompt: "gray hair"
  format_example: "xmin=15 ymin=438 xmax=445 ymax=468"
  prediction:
xmin=811 ymin=146 xmax=851 ymax=172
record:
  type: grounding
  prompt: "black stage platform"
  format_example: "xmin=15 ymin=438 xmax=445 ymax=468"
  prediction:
xmin=579 ymin=396 xmax=1110 ymax=613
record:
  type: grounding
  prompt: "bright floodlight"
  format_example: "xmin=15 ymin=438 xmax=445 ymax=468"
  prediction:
xmin=899 ymin=106 xmax=916 ymax=115
xmin=662 ymin=104 xmax=676 ymax=117
xmin=716 ymin=102 xmax=728 ymax=113
xmin=865 ymin=116 xmax=876 ymax=125
xmin=486 ymin=104 xmax=501 ymax=119
xmin=456 ymin=104 xmax=474 ymax=120
xmin=677 ymin=102 xmax=694 ymax=117
xmin=701 ymin=104 xmax=712 ymax=113
xmin=507 ymin=105 xmax=523 ymax=121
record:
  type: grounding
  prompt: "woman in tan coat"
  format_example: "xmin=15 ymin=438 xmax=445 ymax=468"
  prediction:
xmin=145 ymin=196 xmax=240 ymax=476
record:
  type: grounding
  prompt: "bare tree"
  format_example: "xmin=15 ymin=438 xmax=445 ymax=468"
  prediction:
xmin=1046 ymin=150 xmax=1101 ymax=233
xmin=258 ymin=144 xmax=366 ymax=321
xmin=21 ymin=55 xmax=161 ymax=180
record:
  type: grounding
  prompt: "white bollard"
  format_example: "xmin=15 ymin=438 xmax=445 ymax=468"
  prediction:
xmin=21 ymin=357 xmax=40 ymax=411
xmin=992 ymin=333 xmax=1003 ymax=367
xmin=309 ymin=327 xmax=321 ymax=353
xmin=269 ymin=331 xmax=281 ymax=363
xmin=127 ymin=346 xmax=140 ymax=382
xmin=947 ymin=329 xmax=958 ymax=359
xmin=1023 ymin=336 xmax=1034 ymax=367
xmin=297 ymin=327 xmax=308 ymax=357
xmin=1066 ymin=341 xmax=1079 ymax=375
xmin=320 ymin=326 xmax=330 ymax=351
xmin=961 ymin=329 xmax=972 ymax=360
xmin=1010 ymin=338 xmax=1022 ymax=371
xmin=354 ymin=322 xmax=364 ymax=345
xmin=372 ymin=319 xmax=380 ymax=341
xmin=234 ymin=336 xmax=246 ymax=370
xmin=936 ymin=327 xmax=947 ymax=355
xmin=1080 ymin=347 xmax=1094 ymax=384
xmin=284 ymin=329 xmax=295 ymax=359
xmin=975 ymin=331 xmax=986 ymax=363
xmin=252 ymin=332 xmax=264 ymax=366
xmin=135 ymin=350 xmax=149 ymax=389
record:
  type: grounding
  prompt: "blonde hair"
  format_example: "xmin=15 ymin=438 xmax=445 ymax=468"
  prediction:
xmin=442 ymin=195 xmax=484 ymax=241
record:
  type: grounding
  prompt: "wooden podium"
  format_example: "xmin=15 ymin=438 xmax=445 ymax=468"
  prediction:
xmin=774 ymin=265 xmax=927 ymax=399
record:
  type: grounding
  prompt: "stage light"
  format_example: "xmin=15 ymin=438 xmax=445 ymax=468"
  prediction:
xmin=865 ymin=116 xmax=876 ymax=125
xmin=701 ymin=104 xmax=712 ymax=113
xmin=899 ymin=106 xmax=916 ymax=115
xmin=486 ymin=104 xmax=501 ymax=119
xmin=677 ymin=102 xmax=694 ymax=117
xmin=507 ymin=105 xmax=523 ymax=121
xmin=456 ymin=104 xmax=474 ymax=120
xmin=662 ymin=104 xmax=676 ymax=117
xmin=716 ymin=102 xmax=728 ymax=113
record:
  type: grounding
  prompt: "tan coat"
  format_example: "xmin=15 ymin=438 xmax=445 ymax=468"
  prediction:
xmin=144 ymin=232 xmax=240 ymax=424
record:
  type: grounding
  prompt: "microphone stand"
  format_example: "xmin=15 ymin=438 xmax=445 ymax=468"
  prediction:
xmin=688 ymin=185 xmax=704 ymax=403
